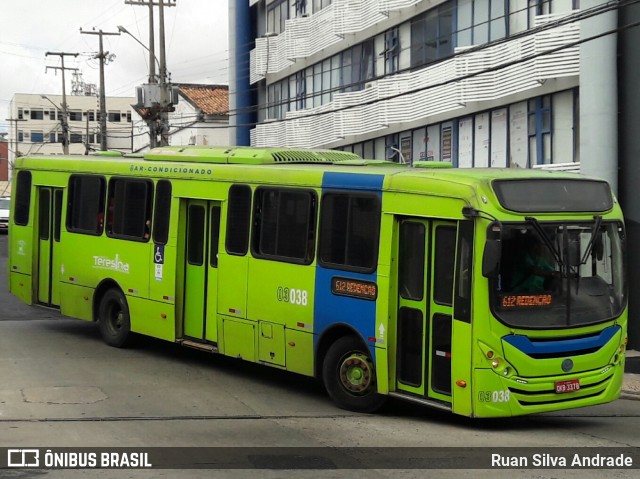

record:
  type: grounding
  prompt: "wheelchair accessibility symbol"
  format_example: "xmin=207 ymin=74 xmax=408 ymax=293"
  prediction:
xmin=154 ymin=245 xmax=165 ymax=264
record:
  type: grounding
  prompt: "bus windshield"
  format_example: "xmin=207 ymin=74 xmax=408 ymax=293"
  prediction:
xmin=492 ymin=220 xmax=626 ymax=329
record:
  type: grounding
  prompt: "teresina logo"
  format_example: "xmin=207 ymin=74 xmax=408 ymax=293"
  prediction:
xmin=93 ymin=254 xmax=130 ymax=273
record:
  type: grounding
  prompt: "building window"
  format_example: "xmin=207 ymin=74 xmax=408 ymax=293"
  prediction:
xmin=340 ymin=39 xmax=375 ymax=92
xmin=31 ymin=131 xmax=44 ymax=143
xmin=268 ymin=80 xmax=289 ymax=120
xmin=17 ymin=108 xmax=24 ymax=120
xmin=70 ymin=132 xmax=83 ymax=143
xmin=69 ymin=111 xmax=82 ymax=121
xmin=108 ymin=111 xmax=121 ymax=122
xmin=87 ymin=110 xmax=95 ymax=122
xmin=126 ymin=111 xmax=132 ymax=122
xmin=294 ymin=0 xmax=307 ymax=17
xmin=528 ymin=95 xmax=552 ymax=166
xmin=267 ymin=0 xmax=288 ymax=35
xmin=49 ymin=132 xmax=57 ymax=143
xmin=30 ymin=109 xmax=44 ymax=120
xmin=313 ymin=0 xmax=332 ymax=13
xmin=384 ymin=28 xmax=400 ymax=75
xmin=18 ymin=131 xmax=24 ymax=142
xmin=295 ymin=71 xmax=306 ymax=110
xmin=457 ymin=0 xmax=507 ymax=47
xmin=411 ymin=2 xmax=454 ymax=69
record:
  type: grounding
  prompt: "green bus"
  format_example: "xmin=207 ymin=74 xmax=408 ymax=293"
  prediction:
xmin=7 ymin=146 xmax=628 ymax=417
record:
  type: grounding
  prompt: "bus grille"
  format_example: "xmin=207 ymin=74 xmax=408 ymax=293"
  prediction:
xmin=507 ymin=369 xmax=614 ymax=407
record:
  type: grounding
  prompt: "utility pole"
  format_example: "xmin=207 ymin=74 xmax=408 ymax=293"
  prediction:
xmin=158 ymin=0 xmax=169 ymax=146
xmin=4 ymin=118 xmax=26 ymax=171
xmin=80 ymin=28 xmax=120 ymax=151
xmin=124 ymin=0 xmax=176 ymax=148
xmin=85 ymin=110 xmax=91 ymax=155
xmin=45 ymin=52 xmax=79 ymax=155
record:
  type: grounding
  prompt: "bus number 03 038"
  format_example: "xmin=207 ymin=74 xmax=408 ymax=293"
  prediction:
xmin=276 ymin=287 xmax=308 ymax=306
xmin=478 ymin=390 xmax=510 ymax=403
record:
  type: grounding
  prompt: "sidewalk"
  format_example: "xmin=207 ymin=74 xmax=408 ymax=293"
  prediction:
xmin=622 ymin=348 xmax=640 ymax=400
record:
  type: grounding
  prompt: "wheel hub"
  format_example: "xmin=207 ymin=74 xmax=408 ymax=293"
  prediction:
xmin=339 ymin=353 xmax=374 ymax=394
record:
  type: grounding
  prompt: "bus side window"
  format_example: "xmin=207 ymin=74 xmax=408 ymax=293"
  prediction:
xmin=454 ymin=221 xmax=474 ymax=323
xmin=106 ymin=177 xmax=154 ymax=242
xmin=226 ymin=184 xmax=252 ymax=256
xmin=251 ymin=187 xmax=316 ymax=264
xmin=153 ymin=180 xmax=172 ymax=245
xmin=318 ymin=192 xmax=381 ymax=273
xmin=67 ymin=175 xmax=106 ymax=235
xmin=14 ymin=170 xmax=32 ymax=226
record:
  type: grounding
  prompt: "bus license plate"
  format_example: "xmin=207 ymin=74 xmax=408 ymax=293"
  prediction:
xmin=555 ymin=379 xmax=580 ymax=394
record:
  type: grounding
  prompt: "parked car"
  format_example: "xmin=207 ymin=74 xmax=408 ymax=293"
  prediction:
xmin=0 ymin=197 xmax=10 ymax=233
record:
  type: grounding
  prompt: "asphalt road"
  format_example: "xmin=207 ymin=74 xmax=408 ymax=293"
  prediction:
xmin=1 ymin=233 xmax=639 ymax=479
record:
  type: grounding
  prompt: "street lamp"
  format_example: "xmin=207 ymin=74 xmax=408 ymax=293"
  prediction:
xmin=117 ymin=24 xmax=172 ymax=148
xmin=41 ymin=95 xmax=69 ymax=155
xmin=388 ymin=146 xmax=407 ymax=165
xmin=117 ymin=26 xmax=161 ymax=81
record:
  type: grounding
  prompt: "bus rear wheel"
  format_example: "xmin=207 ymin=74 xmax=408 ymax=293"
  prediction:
xmin=98 ymin=288 xmax=131 ymax=348
xmin=322 ymin=335 xmax=386 ymax=413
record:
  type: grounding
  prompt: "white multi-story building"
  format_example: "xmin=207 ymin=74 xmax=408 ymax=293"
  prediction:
xmin=7 ymin=93 xmax=136 ymax=165
xmin=231 ymin=0 xmax=617 ymax=188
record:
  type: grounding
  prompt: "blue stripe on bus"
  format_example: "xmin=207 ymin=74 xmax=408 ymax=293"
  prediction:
xmin=502 ymin=325 xmax=621 ymax=356
xmin=313 ymin=172 xmax=384 ymax=360
xmin=321 ymin=171 xmax=385 ymax=191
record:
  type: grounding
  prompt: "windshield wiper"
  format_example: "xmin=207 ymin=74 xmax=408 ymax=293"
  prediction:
xmin=578 ymin=215 xmax=603 ymax=265
xmin=524 ymin=216 xmax=564 ymax=269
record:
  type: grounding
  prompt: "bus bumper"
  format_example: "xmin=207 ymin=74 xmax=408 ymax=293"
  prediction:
xmin=472 ymin=361 xmax=624 ymax=418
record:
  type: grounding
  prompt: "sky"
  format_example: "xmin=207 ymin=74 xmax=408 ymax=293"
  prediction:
xmin=0 ymin=0 xmax=229 ymax=134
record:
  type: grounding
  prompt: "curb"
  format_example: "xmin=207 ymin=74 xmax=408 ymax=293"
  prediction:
xmin=621 ymin=391 xmax=640 ymax=401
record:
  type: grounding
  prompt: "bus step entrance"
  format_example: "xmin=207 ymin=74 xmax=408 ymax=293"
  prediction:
xmin=180 ymin=339 xmax=219 ymax=354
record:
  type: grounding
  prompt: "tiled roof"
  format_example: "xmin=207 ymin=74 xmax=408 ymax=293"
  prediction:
xmin=178 ymin=84 xmax=228 ymax=116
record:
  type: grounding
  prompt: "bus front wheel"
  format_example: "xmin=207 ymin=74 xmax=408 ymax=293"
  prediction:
xmin=98 ymin=288 xmax=131 ymax=348
xmin=322 ymin=335 xmax=386 ymax=413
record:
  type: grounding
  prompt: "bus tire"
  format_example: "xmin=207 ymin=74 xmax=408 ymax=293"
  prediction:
xmin=322 ymin=335 xmax=386 ymax=413
xmin=98 ymin=288 xmax=131 ymax=348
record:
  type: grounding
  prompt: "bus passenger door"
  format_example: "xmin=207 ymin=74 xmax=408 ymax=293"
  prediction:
xmin=395 ymin=219 xmax=456 ymax=402
xmin=182 ymin=200 xmax=221 ymax=343
xmin=427 ymin=222 xmax=457 ymax=401
xmin=37 ymin=187 xmax=63 ymax=307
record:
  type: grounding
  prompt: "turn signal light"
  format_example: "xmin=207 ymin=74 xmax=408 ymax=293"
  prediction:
xmin=456 ymin=380 xmax=467 ymax=388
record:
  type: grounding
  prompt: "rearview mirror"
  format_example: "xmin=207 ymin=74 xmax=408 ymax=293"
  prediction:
xmin=482 ymin=239 xmax=501 ymax=278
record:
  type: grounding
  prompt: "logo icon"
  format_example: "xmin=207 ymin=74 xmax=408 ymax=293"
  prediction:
xmin=7 ymin=449 xmax=40 ymax=467
xmin=561 ymin=359 xmax=574 ymax=372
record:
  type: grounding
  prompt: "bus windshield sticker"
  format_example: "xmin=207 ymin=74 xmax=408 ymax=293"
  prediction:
xmin=155 ymin=263 xmax=163 ymax=282
xmin=331 ymin=277 xmax=378 ymax=301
